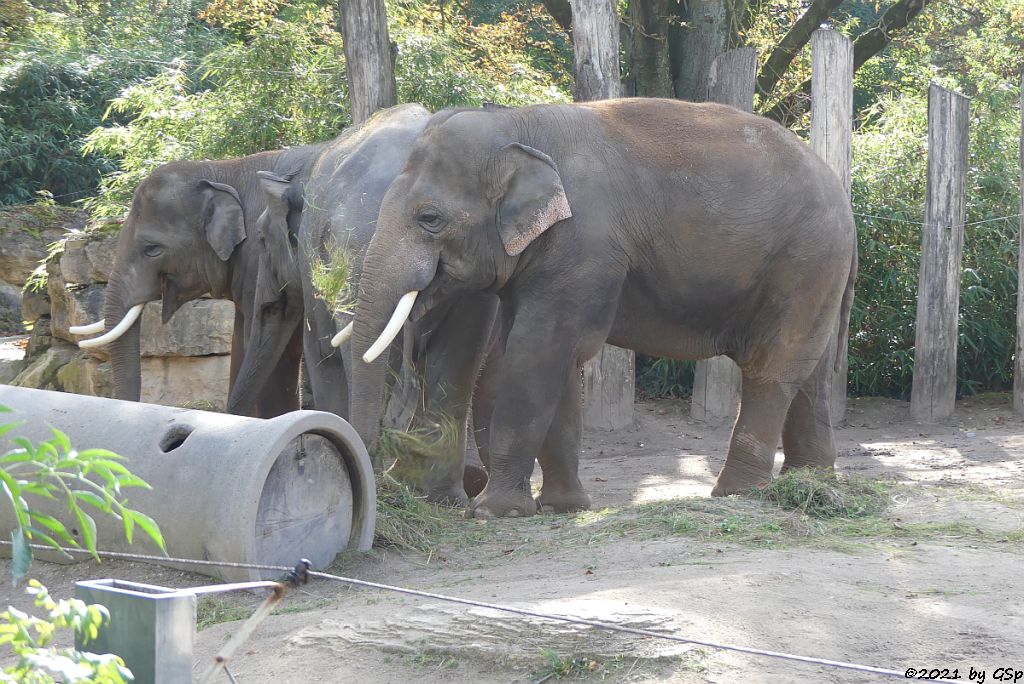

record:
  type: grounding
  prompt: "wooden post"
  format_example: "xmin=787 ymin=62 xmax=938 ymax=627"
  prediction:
xmin=567 ymin=0 xmax=633 ymax=430
xmin=1014 ymin=71 xmax=1024 ymax=415
xmin=339 ymin=0 xmax=397 ymax=125
xmin=911 ymin=84 xmax=970 ymax=423
xmin=569 ymin=0 xmax=622 ymax=101
xmin=809 ymin=28 xmax=853 ymax=424
xmin=690 ymin=47 xmax=756 ymax=424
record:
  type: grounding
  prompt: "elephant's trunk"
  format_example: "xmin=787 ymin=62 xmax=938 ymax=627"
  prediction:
xmin=102 ymin=284 xmax=144 ymax=402
xmin=349 ymin=245 xmax=435 ymax=472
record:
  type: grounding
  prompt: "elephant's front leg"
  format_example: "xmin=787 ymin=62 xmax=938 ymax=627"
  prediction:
xmin=468 ymin=305 xmax=591 ymax=519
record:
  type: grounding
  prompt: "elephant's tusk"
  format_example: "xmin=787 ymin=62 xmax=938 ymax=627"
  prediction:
xmin=69 ymin=319 xmax=106 ymax=335
xmin=330 ymin=321 xmax=353 ymax=348
xmin=362 ymin=291 xmax=418 ymax=364
xmin=78 ymin=304 xmax=145 ymax=349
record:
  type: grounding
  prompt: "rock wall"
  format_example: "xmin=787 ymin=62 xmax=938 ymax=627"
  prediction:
xmin=1 ymin=209 xmax=234 ymax=410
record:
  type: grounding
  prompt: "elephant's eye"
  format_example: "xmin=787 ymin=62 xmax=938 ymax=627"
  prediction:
xmin=417 ymin=209 xmax=445 ymax=234
xmin=143 ymin=244 xmax=162 ymax=258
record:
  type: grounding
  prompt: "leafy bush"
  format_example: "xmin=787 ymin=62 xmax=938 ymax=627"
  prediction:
xmin=1 ymin=404 xmax=166 ymax=682
xmin=2 ymin=580 xmax=132 ymax=684
xmin=0 ymin=2 xmax=222 ymax=206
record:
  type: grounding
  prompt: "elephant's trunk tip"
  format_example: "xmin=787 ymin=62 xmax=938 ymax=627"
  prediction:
xmin=362 ymin=291 xmax=418 ymax=363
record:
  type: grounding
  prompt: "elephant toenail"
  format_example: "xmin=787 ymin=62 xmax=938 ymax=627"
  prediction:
xmin=507 ymin=508 xmax=521 ymax=517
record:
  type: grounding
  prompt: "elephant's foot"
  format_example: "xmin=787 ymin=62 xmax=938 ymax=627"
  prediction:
xmin=710 ymin=462 xmax=772 ymax=497
xmin=466 ymin=485 xmax=537 ymax=519
xmin=536 ymin=486 xmax=591 ymax=514
xmin=425 ymin=486 xmax=470 ymax=508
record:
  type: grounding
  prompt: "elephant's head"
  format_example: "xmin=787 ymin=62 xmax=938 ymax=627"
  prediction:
xmin=225 ymin=171 xmax=304 ymax=415
xmin=349 ymin=110 xmax=571 ymax=463
xmin=74 ymin=162 xmax=249 ymax=401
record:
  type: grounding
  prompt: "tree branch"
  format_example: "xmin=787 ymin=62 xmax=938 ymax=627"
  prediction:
xmin=755 ymin=0 xmax=844 ymax=100
xmin=763 ymin=0 xmax=934 ymax=126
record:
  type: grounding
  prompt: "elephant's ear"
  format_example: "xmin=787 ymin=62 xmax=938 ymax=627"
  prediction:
xmin=199 ymin=179 xmax=246 ymax=261
xmin=254 ymin=171 xmax=299 ymax=306
xmin=496 ymin=143 xmax=572 ymax=257
xmin=257 ymin=171 xmax=303 ymax=242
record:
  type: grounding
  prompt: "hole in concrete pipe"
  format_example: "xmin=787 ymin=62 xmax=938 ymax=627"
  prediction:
xmin=159 ymin=424 xmax=195 ymax=453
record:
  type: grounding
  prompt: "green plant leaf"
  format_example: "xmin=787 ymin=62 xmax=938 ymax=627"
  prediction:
xmin=11 ymin=529 xmax=31 ymax=587
xmin=125 ymin=510 xmax=165 ymax=552
xmin=74 ymin=508 xmax=98 ymax=557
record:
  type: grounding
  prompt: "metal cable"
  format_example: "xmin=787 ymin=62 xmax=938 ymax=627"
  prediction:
xmin=0 ymin=540 xmax=958 ymax=681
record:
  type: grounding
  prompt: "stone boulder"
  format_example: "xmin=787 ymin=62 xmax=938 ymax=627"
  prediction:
xmin=59 ymin=232 xmax=119 ymax=285
xmin=11 ymin=341 xmax=78 ymax=391
xmin=139 ymin=355 xmax=230 ymax=409
xmin=138 ymin=299 xmax=234 ymax=357
xmin=0 ymin=206 xmax=82 ymax=285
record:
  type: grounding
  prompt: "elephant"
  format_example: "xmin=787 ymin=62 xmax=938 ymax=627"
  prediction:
xmin=233 ymin=103 xmax=496 ymax=504
xmin=347 ymin=97 xmax=858 ymax=519
xmin=71 ymin=142 xmax=332 ymax=417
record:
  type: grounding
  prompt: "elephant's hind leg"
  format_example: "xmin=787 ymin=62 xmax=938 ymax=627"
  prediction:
xmin=711 ymin=377 xmax=797 ymax=496
xmin=536 ymin=365 xmax=591 ymax=514
xmin=780 ymin=351 xmax=837 ymax=472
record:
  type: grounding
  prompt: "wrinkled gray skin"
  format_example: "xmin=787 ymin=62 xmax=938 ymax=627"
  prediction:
xmin=103 ymin=145 xmax=327 ymax=416
xmin=237 ymin=104 xmax=493 ymax=504
xmin=350 ymin=98 xmax=858 ymax=518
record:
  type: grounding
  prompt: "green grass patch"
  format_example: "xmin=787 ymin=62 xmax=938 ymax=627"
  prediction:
xmin=309 ymin=241 xmax=354 ymax=315
xmin=754 ymin=469 xmax=892 ymax=518
xmin=374 ymin=474 xmax=461 ymax=553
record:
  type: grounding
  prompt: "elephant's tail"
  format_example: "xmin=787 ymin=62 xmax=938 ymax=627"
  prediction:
xmin=834 ymin=242 xmax=858 ymax=373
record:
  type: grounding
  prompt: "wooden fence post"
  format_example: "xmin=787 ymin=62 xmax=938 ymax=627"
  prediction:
xmin=911 ymin=84 xmax=970 ymax=423
xmin=809 ymin=28 xmax=853 ymax=424
xmin=568 ymin=0 xmax=634 ymax=431
xmin=1014 ymin=71 xmax=1024 ymax=415
xmin=690 ymin=47 xmax=757 ymax=424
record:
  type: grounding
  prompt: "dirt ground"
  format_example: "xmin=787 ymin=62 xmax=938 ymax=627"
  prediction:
xmin=3 ymin=395 xmax=1024 ymax=683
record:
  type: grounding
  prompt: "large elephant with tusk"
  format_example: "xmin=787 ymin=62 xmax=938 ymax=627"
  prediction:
xmin=348 ymin=99 xmax=857 ymax=518
xmin=71 ymin=143 xmax=331 ymax=416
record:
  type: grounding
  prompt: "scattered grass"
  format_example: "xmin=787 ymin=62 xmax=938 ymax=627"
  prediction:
xmin=196 ymin=595 xmax=334 ymax=630
xmin=410 ymin=651 xmax=459 ymax=669
xmin=374 ymin=474 xmax=461 ymax=553
xmin=531 ymin=650 xmax=610 ymax=682
xmin=196 ymin=597 xmax=252 ymax=630
xmin=754 ymin=469 xmax=892 ymax=518
xmin=309 ymin=240 xmax=354 ymax=315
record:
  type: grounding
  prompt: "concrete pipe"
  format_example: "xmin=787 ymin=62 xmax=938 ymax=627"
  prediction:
xmin=0 ymin=386 xmax=375 ymax=582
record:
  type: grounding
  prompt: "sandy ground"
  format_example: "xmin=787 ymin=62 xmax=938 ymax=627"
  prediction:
xmin=3 ymin=394 xmax=1024 ymax=683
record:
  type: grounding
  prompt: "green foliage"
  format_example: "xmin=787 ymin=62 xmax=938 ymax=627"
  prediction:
xmin=1 ymin=580 xmax=132 ymax=683
xmin=309 ymin=241 xmax=355 ymax=315
xmin=0 ymin=405 xmax=166 ymax=586
xmin=0 ymin=1 xmax=222 ymax=206
xmin=635 ymin=356 xmax=694 ymax=399
xmin=849 ymin=82 xmax=1021 ymax=398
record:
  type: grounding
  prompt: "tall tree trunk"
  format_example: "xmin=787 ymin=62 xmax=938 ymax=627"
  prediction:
xmin=629 ymin=0 xmax=673 ymax=97
xmin=339 ymin=0 xmax=397 ymax=125
xmin=569 ymin=0 xmax=622 ymax=100
xmin=673 ymin=0 xmax=733 ymax=101
xmin=755 ymin=0 xmax=844 ymax=102
xmin=567 ymin=0 xmax=633 ymax=431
